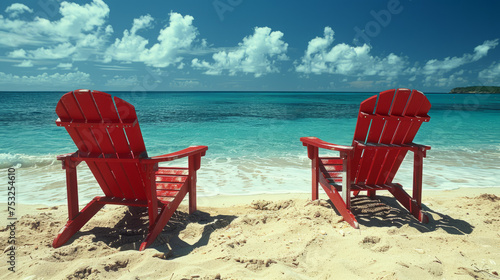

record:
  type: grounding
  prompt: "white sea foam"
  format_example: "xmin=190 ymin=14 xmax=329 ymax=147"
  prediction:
xmin=5 ymin=148 xmax=499 ymax=206
xmin=0 ymin=153 xmax=59 ymax=169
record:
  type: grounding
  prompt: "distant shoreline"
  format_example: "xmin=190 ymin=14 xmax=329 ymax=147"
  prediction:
xmin=449 ymin=86 xmax=500 ymax=94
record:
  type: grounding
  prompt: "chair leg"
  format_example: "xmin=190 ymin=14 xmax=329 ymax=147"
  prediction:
xmin=140 ymin=185 xmax=189 ymax=251
xmin=389 ymin=149 xmax=429 ymax=223
xmin=140 ymin=204 xmax=177 ymax=251
xmin=367 ymin=190 xmax=376 ymax=198
xmin=341 ymin=151 xmax=352 ymax=209
xmin=188 ymin=172 xmax=197 ymax=214
xmin=312 ymin=156 xmax=319 ymax=200
xmin=53 ymin=197 xmax=104 ymax=248
xmin=321 ymin=182 xmax=359 ymax=228
xmin=64 ymin=160 xmax=79 ymax=220
xmin=144 ymin=164 xmax=158 ymax=231
xmin=389 ymin=185 xmax=428 ymax=223
xmin=188 ymin=155 xmax=200 ymax=214
xmin=412 ymin=149 xmax=424 ymax=206
xmin=307 ymin=146 xmax=319 ymax=200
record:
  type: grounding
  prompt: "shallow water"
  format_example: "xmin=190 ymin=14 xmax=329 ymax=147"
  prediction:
xmin=1 ymin=91 xmax=499 ymax=205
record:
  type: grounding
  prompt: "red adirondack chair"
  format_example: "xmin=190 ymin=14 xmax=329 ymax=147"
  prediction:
xmin=300 ymin=88 xmax=431 ymax=228
xmin=53 ymin=89 xmax=207 ymax=250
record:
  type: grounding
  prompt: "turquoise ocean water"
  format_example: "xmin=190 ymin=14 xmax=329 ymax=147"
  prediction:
xmin=1 ymin=91 xmax=499 ymax=205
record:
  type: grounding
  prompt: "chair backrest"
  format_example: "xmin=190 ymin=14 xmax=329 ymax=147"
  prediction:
xmin=350 ymin=89 xmax=431 ymax=185
xmin=56 ymin=89 xmax=148 ymax=200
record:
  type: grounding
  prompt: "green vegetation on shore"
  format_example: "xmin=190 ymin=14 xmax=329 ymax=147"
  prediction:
xmin=450 ymin=86 xmax=500 ymax=93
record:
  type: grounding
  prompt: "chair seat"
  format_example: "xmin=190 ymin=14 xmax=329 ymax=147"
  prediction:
xmin=320 ymin=158 xmax=397 ymax=192
xmin=156 ymin=167 xmax=189 ymax=203
xmin=326 ymin=180 xmax=398 ymax=191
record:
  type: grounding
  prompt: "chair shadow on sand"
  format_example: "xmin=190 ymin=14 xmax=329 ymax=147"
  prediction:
xmin=62 ymin=194 xmax=473 ymax=256
xmin=67 ymin=206 xmax=237 ymax=258
xmin=329 ymin=194 xmax=474 ymax=235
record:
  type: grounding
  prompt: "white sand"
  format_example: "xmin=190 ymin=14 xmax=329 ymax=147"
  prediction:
xmin=1 ymin=188 xmax=500 ymax=279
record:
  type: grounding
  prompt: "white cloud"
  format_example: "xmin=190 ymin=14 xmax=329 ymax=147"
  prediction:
xmin=295 ymin=27 xmax=499 ymax=90
xmin=104 ymin=75 xmax=139 ymax=87
xmin=13 ymin=60 xmax=33 ymax=67
xmin=0 ymin=31 xmax=43 ymax=47
xmin=5 ymin=3 xmax=33 ymax=18
xmin=0 ymin=71 xmax=92 ymax=87
xmin=7 ymin=49 xmax=26 ymax=58
xmin=169 ymin=78 xmax=200 ymax=88
xmin=473 ymin=40 xmax=498 ymax=60
xmin=424 ymin=70 xmax=467 ymax=88
xmin=192 ymin=27 xmax=288 ymax=77
xmin=56 ymin=63 xmax=73 ymax=70
xmin=478 ymin=62 xmax=500 ymax=84
xmin=9 ymin=42 xmax=77 ymax=59
xmin=97 ymin=64 xmax=134 ymax=71
xmin=1 ymin=0 xmax=112 ymax=60
xmin=130 ymin=14 xmax=154 ymax=34
xmin=103 ymin=15 xmax=152 ymax=63
xmin=295 ymin=27 xmax=407 ymax=78
xmin=423 ymin=40 xmax=498 ymax=75
xmin=32 ymin=0 xmax=110 ymax=41
xmin=141 ymin=13 xmax=198 ymax=67
xmin=105 ymin=12 xmax=199 ymax=68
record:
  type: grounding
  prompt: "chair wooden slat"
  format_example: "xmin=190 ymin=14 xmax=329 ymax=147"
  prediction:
xmin=56 ymin=90 xmax=118 ymax=197
xmin=53 ymin=89 xmax=207 ymax=251
xmin=157 ymin=183 xmax=184 ymax=190
xmin=157 ymin=168 xmax=189 ymax=176
xmin=157 ymin=190 xmax=180 ymax=198
xmin=300 ymin=88 xmax=431 ymax=229
xmin=366 ymin=89 xmax=412 ymax=184
xmin=386 ymin=90 xmax=431 ymax=182
xmin=92 ymin=91 xmax=146 ymax=200
xmin=73 ymin=91 xmax=139 ymax=200
xmin=114 ymin=96 xmax=147 ymax=156
xmin=357 ymin=89 xmax=395 ymax=184
xmin=352 ymin=95 xmax=377 ymax=182
xmin=155 ymin=175 xmax=188 ymax=183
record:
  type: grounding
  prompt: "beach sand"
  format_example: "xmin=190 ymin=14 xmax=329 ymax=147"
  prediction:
xmin=1 ymin=188 xmax=499 ymax=280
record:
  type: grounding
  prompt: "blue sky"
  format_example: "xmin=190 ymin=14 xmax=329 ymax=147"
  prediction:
xmin=1 ymin=0 xmax=499 ymax=92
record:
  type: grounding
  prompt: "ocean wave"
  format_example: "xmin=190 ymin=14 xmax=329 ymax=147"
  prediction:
xmin=6 ymin=152 xmax=500 ymax=206
xmin=0 ymin=153 xmax=59 ymax=169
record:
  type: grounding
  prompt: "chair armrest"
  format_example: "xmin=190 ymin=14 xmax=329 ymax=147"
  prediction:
xmin=141 ymin=145 xmax=208 ymax=164
xmin=355 ymin=141 xmax=431 ymax=152
xmin=56 ymin=153 xmax=77 ymax=160
xmin=56 ymin=152 xmax=82 ymax=169
xmin=405 ymin=142 xmax=431 ymax=151
xmin=300 ymin=137 xmax=353 ymax=153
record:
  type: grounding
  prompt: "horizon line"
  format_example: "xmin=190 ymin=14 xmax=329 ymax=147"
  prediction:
xmin=0 ymin=90 xmax=451 ymax=94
